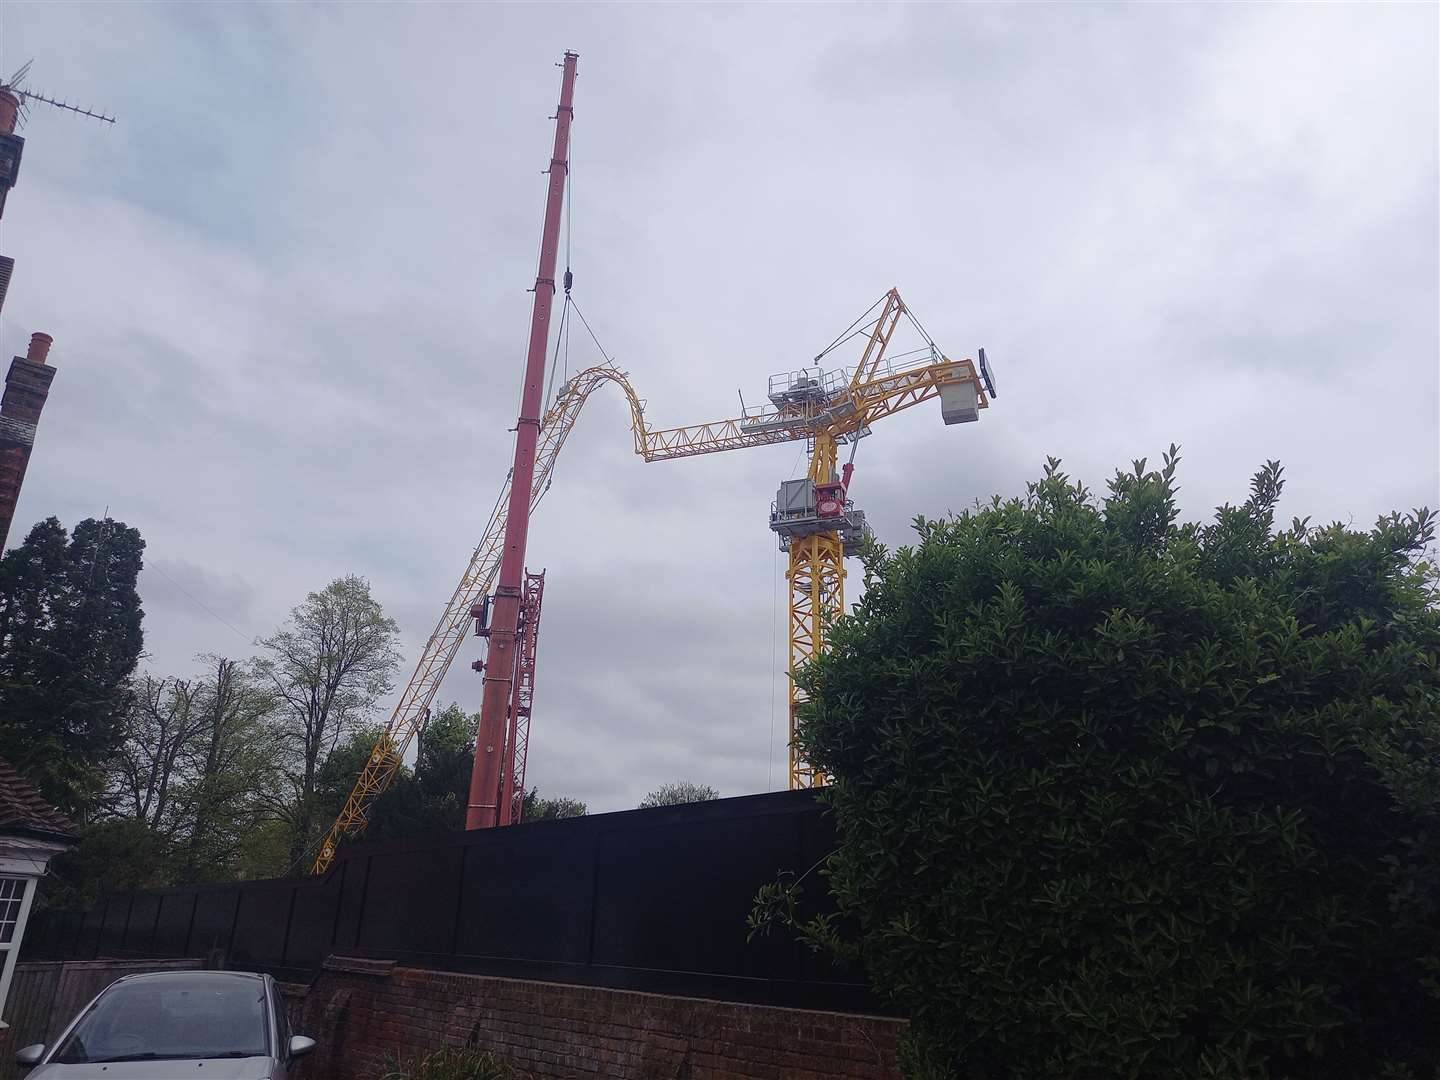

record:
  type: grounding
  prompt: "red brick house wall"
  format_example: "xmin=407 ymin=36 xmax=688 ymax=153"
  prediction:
xmin=290 ymin=957 xmax=906 ymax=1080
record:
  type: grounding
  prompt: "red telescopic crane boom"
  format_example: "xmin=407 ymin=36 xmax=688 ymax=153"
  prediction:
xmin=465 ymin=52 xmax=579 ymax=830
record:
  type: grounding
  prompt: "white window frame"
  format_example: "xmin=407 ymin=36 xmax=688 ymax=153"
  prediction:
xmin=0 ymin=874 xmax=38 ymax=1031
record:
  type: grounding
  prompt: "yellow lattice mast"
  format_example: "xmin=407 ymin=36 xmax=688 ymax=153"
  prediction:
xmin=754 ymin=290 xmax=994 ymax=786
xmin=785 ymin=430 xmax=846 ymax=788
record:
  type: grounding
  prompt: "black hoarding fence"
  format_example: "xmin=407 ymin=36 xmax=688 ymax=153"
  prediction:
xmin=24 ymin=790 xmax=881 ymax=1012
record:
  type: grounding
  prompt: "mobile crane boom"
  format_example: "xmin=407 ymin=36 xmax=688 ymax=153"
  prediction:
xmin=464 ymin=52 xmax=580 ymax=831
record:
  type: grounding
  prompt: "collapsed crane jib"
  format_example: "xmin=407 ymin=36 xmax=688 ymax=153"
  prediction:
xmin=310 ymin=364 xmax=646 ymax=873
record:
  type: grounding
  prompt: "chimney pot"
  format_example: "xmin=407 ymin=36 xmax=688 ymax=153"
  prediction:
xmin=0 ymin=90 xmax=18 ymax=136
xmin=26 ymin=332 xmax=53 ymax=365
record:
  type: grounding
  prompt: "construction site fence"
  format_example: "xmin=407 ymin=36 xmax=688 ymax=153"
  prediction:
xmin=22 ymin=790 xmax=882 ymax=1012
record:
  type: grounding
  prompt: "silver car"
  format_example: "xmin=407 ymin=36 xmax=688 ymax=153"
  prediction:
xmin=15 ymin=970 xmax=316 ymax=1079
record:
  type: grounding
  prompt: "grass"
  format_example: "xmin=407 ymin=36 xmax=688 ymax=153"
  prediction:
xmin=376 ymin=1046 xmax=531 ymax=1080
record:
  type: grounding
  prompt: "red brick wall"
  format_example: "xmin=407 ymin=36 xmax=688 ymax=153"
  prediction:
xmin=291 ymin=957 xmax=906 ymax=1080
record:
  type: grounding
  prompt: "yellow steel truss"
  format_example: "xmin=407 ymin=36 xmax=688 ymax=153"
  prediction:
xmin=786 ymin=531 xmax=844 ymax=788
xmin=782 ymin=433 xmax=846 ymax=788
xmin=849 ymin=288 xmax=906 ymax=389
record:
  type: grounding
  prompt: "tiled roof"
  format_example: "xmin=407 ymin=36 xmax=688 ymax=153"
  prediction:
xmin=0 ymin=757 xmax=78 ymax=838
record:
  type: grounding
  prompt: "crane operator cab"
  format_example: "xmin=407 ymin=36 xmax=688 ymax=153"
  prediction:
xmin=815 ymin=481 xmax=846 ymax=518
xmin=770 ymin=476 xmax=873 ymax=555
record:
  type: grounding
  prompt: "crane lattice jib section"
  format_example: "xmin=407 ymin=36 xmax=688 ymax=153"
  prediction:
xmin=631 ymin=359 xmax=986 ymax=464
xmin=547 ymin=357 xmax=987 ymax=466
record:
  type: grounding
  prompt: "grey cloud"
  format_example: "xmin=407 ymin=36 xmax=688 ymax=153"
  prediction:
xmin=142 ymin=556 xmax=257 ymax=619
xmin=1 ymin=2 xmax=1433 ymax=817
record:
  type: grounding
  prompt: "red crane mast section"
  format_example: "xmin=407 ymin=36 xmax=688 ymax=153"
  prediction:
xmin=498 ymin=571 xmax=544 ymax=825
xmin=466 ymin=52 xmax=578 ymax=830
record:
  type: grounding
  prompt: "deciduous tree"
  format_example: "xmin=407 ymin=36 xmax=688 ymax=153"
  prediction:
xmin=255 ymin=575 xmax=400 ymax=866
xmin=522 ymin=789 xmax=588 ymax=820
xmin=172 ymin=656 xmax=282 ymax=881
xmin=106 ymin=674 xmax=202 ymax=832
xmin=638 ymin=781 xmax=718 ymax=808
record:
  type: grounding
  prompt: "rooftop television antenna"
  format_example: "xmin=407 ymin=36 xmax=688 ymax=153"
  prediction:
xmin=1 ymin=60 xmax=116 ymax=128
xmin=0 ymin=60 xmax=116 ymax=219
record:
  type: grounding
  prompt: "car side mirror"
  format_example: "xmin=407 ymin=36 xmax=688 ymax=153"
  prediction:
xmin=288 ymin=1036 xmax=316 ymax=1060
xmin=15 ymin=1045 xmax=46 ymax=1068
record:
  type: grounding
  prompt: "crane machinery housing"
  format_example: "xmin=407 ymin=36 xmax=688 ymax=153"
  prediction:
xmin=310 ymin=53 xmax=997 ymax=874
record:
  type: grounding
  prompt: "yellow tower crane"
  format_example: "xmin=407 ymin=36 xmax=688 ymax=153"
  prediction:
xmin=608 ymin=288 xmax=995 ymax=787
xmin=311 ymin=289 xmax=992 ymax=872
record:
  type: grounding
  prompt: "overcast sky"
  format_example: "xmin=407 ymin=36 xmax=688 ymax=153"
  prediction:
xmin=1 ymin=3 xmax=1435 ymax=814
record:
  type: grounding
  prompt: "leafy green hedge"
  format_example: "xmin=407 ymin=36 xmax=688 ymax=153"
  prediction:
xmin=766 ymin=451 xmax=1440 ymax=1079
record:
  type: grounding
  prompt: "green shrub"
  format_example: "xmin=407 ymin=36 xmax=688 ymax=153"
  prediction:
xmin=758 ymin=450 xmax=1440 ymax=1079
xmin=376 ymin=1046 xmax=529 ymax=1080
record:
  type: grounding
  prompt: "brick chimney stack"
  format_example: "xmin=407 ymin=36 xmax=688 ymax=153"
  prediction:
xmin=0 ymin=88 xmax=16 ymax=306
xmin=0 ymin=88 xmax=22 ymax=222
xmin=0 ymin=332 xmax=58 ymax=549
xmin=0 ymin=88 xmax=18 ymax=136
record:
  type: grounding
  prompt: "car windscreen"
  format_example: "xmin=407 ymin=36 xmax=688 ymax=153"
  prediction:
xmin=52 ymin=976 xmax=269 ymax=1063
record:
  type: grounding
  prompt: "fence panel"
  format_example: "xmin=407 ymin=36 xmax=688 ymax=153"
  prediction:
xmin=24 ymin=791 xmax=877 ymax=1010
